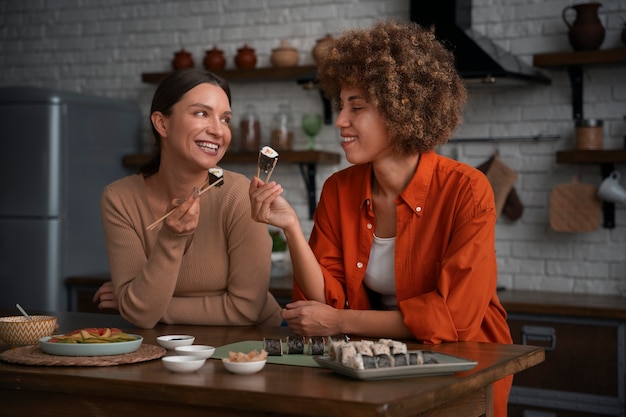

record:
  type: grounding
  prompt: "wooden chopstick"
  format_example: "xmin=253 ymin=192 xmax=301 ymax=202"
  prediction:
xmin=263 ymin=158 xmax=278 ymax=183
xmin=145 ymin=177 xmax=224 ymax=231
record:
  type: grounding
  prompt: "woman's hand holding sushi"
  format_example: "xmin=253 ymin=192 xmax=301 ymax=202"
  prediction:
xmin=249 ymin=176 xmax=298 ymax=230
xmin=162 ymin=188 xmax=201 ymax=234
xmin=249 ymin=176 xmax=327 ymax=304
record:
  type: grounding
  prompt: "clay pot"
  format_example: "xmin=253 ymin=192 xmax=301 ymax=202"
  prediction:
xmin=271 ymin=40 xmax=299 ymax=68
xmin=203 ymin=46 xmax=226 ymax=71
xmin=562 ymin=2 xmax=605 ymax=51
xmin=312 ymin=34 xmax=334 ymax=64
xmin=234 ymin=44 xmax=257 ymax=70
xmin=172 ymin=49 xmax=194 ymax=70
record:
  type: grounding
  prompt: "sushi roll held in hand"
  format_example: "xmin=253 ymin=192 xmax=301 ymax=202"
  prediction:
xmin=257 ymin=146 xmax=279 ymax=182
xmin=146 ymin=166 xmax=225 ymax=230
xmin=209 ymin=167 xmax=224 ymax=186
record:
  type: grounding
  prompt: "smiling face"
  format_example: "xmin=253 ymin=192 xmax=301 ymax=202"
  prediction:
xmin=153 ymin=83 xmax=232 ymax=172
xmin=335 ymin=87 xmax=392 ymax=165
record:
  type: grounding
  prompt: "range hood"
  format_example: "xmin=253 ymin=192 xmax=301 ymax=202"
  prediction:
xmin=410 ymin=0 xmax=551 ymax=86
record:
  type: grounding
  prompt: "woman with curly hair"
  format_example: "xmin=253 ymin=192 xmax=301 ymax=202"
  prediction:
xmin=249 ymin=20 xmax=512 ymax=416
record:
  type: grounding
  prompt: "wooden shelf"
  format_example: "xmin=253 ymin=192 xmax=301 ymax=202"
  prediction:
xmin=533 ymin=48 xmax=626 ymax=68
xmin=533 ymin=48 xmax=626 ymax=121
xmin=556 ymin=149 xmax=626 ymax=164
xmin=142 ymin=65 xmax=318 ymax=84
xmin=123 ymin=150 xmax=341 ymax=219
xmin=142 ymin=65 xmax=333 ymax=125
xmin=123 ymin=150 xmax=340 ymax=168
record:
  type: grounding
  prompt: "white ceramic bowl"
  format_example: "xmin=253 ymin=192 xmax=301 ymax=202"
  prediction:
xmin=222 ymin=358 xmax=267 ymax=375
xmin=162 ymin=355 xmax=206 ymax=373
xmin=175 ymin=345 xmax=215 ymax=359
xmin=156 ymin=335 xmax=195 ymax=350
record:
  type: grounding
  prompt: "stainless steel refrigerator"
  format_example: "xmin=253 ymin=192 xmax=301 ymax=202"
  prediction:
xmin=0 ymin=86 xmax=142 ymax=312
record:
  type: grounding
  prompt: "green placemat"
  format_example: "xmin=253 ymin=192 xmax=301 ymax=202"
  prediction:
xmin=212 ymin=340 xmax=320 ymax=367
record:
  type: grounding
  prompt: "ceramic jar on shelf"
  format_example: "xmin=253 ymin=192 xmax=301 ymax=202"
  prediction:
xmin=235 ymin=44 xmax=257 ymax=69
xmin=271 ymin=40 xmax=299 ymax=67
xmin=312 ymin=34 xmax=334 ymax=64
xmin=203 ymin=46 xmax=226 ymax=71
xmin=172 ymin=49 xmax=194 ymax=70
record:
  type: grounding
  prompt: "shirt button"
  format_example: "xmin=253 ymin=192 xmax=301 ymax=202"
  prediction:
xmin=367 ymin=223 xmax=372 ymax=230
xmin=415 ymin=206 xmax=422 ymax=212
xmin=356 ymin=262 xmax=363 ymax=268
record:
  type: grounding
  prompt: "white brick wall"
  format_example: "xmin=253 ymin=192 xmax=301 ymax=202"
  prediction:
xmin=1 ymin=0 xmax=625 ymax=295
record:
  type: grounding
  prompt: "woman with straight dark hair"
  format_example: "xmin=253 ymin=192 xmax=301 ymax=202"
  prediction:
xmin=94 ymin=69 xmax=282 ymax=329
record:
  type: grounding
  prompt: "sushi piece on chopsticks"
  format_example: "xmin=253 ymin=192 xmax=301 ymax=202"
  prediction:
xmin=198 ymin=167 xmax=224 ymax=196
xmin=145 ymin=167 xmax=224 ymax=231
xmin=257 ymin=146 xmax=279 ymax=182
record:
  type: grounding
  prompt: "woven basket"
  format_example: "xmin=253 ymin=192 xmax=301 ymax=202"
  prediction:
xmin=550 ymin=177 xmax=601 ymax=232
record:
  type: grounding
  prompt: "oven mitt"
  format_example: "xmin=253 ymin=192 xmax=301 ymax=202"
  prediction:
xmin=477 ymin=155 xmax=521 ymax=219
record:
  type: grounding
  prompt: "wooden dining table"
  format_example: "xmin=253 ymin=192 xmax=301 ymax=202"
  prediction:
xmin=0 ymin=310 xmax=544 ymax=417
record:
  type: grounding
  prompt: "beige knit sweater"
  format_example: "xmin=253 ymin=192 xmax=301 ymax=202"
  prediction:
xmin=100 ymin=171 xmax=282 ymax=329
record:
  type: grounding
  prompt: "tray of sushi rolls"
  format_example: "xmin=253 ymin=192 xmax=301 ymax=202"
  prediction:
xmin=313 ymin=338 xmax=477 ymax=380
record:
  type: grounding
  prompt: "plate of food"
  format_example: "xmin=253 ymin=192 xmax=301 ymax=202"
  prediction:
xmin=39 ymin=327 xmax=143 ymax=357
xmin=313 ymin=338 xmax=478 ymax=380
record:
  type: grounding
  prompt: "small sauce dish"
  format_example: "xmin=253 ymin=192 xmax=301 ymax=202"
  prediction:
xmin=156 ymin=335 xmax=195 ymax=350
xmin=162 ymin=355 xmax=206 ymax=373
xmin=222 ymin=358 xmax=267 ymax=375
xmin=175 ymin=345 xmax=215 ymax=359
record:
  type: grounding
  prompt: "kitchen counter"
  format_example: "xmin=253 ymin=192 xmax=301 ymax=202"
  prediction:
xmin=65 ymin=276 xmax=626 ymax=320
xmin=498 ymin=289 xmax=626 ymax=320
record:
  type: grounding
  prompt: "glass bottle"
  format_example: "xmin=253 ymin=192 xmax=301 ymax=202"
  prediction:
xmin=271 ymin=103 xmax=294 ymax=151
xmin=239 ymin=104 xmax=261 ymax=152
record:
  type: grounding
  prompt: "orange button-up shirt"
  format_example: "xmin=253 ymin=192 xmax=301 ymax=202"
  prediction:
xmin=295 ymin=151 xmax=512 ymax=346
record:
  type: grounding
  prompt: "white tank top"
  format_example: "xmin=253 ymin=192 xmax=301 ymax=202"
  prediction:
xmin=363 ymin=234 xmax=397 ymax=309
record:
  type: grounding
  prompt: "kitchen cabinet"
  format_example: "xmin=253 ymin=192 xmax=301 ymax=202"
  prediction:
xmin=500 ymin=290 xmax=626 ymax=417
xmin=123 ymin=150 xmax=340 ymax=219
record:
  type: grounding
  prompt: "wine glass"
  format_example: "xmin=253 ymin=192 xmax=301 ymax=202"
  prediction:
xmin=301 ymin=113 xmax=322 ymax=150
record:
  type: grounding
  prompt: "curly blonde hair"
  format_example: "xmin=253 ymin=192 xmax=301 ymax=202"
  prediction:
xmin=317 ymin=19 xmax=467 ymax=156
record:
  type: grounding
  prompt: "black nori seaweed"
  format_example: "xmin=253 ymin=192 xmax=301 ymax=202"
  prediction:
xmin=422 ymin=350 xmax=439 ymax=364
xmin=362 ymin=355 xmax=378 ymax=369
xmin=287 ymin=336 xmax=305 ymax=354
xmin=393 ymin=353 xmax=408 ymax=367
xmin=408 ymin=351 xmax=421 ymax=365
xmin=376 ymin=354 xmax=393 ymax=368
xmin=309 ymin=336 xmax=325 ymax=355
xmin=263 ymin=338 xmax=283 ymax=356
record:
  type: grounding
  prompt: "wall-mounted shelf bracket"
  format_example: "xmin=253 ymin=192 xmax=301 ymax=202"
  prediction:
xmin=298 ymin=163 xmax=318 ymax=219
xmin=298 ymin=79 xmax=332 ymax=125
xmin=568 ymin=66 xmax=583 ymax=121
xmin=600 ymin=162 xmax=616 ymax=229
